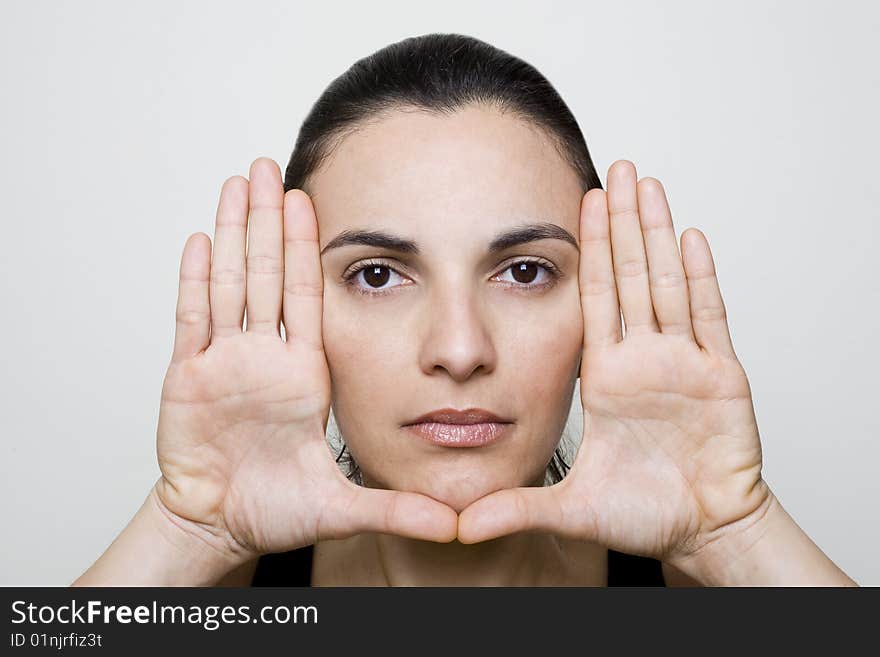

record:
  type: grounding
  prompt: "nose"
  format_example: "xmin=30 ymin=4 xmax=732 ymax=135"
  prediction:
xmin=418 ymin=281 xmax=497 ymax=382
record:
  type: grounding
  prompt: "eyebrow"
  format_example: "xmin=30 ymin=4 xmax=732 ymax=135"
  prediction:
xmin=319 ymin=221 xmax=579 ymax=256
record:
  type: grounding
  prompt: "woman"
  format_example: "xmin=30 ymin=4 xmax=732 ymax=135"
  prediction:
xmin=73 ymin=33 xmax=856 ymax=587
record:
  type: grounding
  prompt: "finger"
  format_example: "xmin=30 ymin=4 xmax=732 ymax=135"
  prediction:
xmin=334 ymin=485 xmax=458 ymax=543
xmin=282 ymin=189 xmax=325 ymax=352
xmin=636 ymin=177 xmax=695 ymax=340
xmin=607 ymin=160 xmax=659 ymax=336
xmin=580 ymin=188 xmax=623 ymax=348
xmin=680 ymin=228 xmax=736 ymax=358
xmin=245 ymin=158 xmax=285 ymax=337
xmin=457 ymin=485 xmax=570 ymax=544
xmin=171 ymin=233 xmax=212 ymax=363
xmin=209 ymin=176 xmax=248 ymax=339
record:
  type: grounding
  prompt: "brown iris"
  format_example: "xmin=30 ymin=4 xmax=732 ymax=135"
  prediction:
xmin=363 ymin=266 xmax=391 ymax=288
xmin=511 ymin=262 xmax=538 ymax=284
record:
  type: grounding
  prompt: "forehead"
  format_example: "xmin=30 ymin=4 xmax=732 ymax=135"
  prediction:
xmin=307 ymin=104 xmax=584 ymax=248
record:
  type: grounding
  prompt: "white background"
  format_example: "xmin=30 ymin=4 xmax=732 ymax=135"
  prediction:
xmin=1 ymin=0 xmax=877 ymax=585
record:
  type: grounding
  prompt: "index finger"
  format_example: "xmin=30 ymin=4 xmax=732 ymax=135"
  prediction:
xmin=579 ymin=188 xmax=623 ymax=348
xmin=282 ymin=189 xmax=325 ymax=352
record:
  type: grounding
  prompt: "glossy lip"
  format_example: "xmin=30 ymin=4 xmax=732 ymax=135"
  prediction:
xmin=402 ymin=408 xmax=514 ymax=448
xmin=402 ymin=407 xmax=513 ymax=426
xmin=404 ymin=421 xmax=512 ymax=447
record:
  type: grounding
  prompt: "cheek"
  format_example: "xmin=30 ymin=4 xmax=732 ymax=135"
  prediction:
xmin=321 ymin=293 xmax=406 ymax=451
xmin=323 ymin=300 xmax=398 ymax=399
xmin=503 ymin=291 xmax=583 ymax=417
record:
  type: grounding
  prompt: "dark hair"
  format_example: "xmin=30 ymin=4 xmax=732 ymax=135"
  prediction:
xmin=282 ymin=33 xmax=603 ymax=485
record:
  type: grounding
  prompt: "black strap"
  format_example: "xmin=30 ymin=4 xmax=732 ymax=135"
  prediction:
xmin=607 ymin=548 xmax=666 ymax=586
xmin=252 ymin=544 xmax=314 ymax=586
xmin=252 ymin=544 xmax=666 ymax=586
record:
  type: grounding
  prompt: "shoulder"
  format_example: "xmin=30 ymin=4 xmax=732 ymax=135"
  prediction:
xmin=312 ymin=535 xmax=385 ymax=586
xmin=661 ymin=561 xmax=702 ymax=587
xmin=215 ymin=557 xmax=260 ymax=587
xmin=555 ymin=537 xmax=608 ymax=585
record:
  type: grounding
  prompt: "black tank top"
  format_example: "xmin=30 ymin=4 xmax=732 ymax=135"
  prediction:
xmin=251 ymin=544 xmax=665 ymax=586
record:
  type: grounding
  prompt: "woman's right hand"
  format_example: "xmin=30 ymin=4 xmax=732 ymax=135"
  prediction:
xmin=153 ymin=158 xmax=457 ymax=567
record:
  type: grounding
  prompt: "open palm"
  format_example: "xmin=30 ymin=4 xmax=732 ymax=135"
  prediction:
xmin=155 ymin=158 xmax=456 ymax=561
xmin=458 ymin=160 xmax=772 ymax=563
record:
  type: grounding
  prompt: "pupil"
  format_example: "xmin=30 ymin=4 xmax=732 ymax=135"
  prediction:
xmin=512 ymin=262 xmax=538 ymax=284
xmin=364 ymin=266 xmax=390 ymax=288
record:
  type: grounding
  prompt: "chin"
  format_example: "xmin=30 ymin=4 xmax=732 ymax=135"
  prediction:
xmin=367 ymin=465 xmax=541 ymax=514
xmin=419 ymin=479 xmax=495 ymax=514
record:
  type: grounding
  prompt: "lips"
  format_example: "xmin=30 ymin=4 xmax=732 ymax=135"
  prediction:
xmin=402 ymin=407 xmax=513 ymax=447
xmin=403 ymin=407 xmax=512 ymax=426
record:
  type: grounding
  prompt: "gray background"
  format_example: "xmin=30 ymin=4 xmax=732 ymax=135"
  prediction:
xmin=1 ymin=0 xmax=877 ymax=585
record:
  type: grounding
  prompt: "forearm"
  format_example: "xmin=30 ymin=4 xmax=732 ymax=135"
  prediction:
xmin=670 ymin=491 xmax=858 ymax=587
xmin=72 ymin=480 xmax=248 ymax=587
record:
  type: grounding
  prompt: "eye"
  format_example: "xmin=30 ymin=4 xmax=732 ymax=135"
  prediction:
xmin=342 ymin=260 xmax=411 ymax=297
xmin=492 ymin=258 xmax=561 ymax=291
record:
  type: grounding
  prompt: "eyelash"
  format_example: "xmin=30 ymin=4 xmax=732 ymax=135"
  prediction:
xmin=341 ymin=257 xmax=563 ymax=298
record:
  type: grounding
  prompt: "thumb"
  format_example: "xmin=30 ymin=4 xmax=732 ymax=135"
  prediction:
xmin=328 ymin=483 xmax=458 ymax=543
xmin=458 ymin=484 xmax=576 ymax=544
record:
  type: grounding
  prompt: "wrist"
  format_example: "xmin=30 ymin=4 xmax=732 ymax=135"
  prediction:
xmin=668 ymin=490 xmax=857 ymax=586
xmin=73 ymin=480 xmax=254 ymax=586
xmin=146 ymin=480 xmax=257 ymax=577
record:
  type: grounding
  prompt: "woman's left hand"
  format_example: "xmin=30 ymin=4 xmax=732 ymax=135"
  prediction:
xmin=458 ymin=160 xmax=773 ymax=568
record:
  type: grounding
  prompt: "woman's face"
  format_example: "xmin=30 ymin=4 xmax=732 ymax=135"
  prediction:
xmin=309 ymin=104 xmax=585 ymax=512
